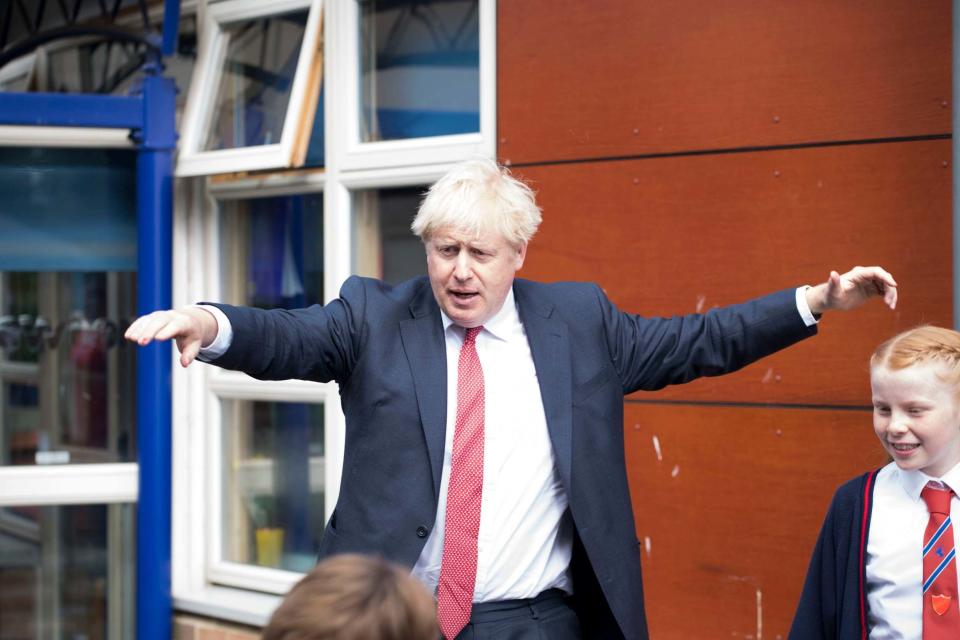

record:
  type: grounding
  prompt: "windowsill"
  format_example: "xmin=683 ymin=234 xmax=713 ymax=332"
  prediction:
xmin=174 ymin=584 xmax=281 ymax=628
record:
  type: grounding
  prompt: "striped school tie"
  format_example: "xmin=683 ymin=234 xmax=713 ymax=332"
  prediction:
xmin=920 ymin=482 xmax=960 ymax=638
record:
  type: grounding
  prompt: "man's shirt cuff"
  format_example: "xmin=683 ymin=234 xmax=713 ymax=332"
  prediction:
xmin=795 ymin=286 xmax=819 ymax=327
xmin=194 ymin=304 xmax=233 ymax=360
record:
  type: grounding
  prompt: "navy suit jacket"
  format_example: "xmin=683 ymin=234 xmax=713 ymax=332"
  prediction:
xmin=210 ymin=275 xmax=816 ymax=639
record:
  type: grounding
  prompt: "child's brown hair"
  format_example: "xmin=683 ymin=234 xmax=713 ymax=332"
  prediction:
xmin=261 ymin=554 xmax=437 ymax=640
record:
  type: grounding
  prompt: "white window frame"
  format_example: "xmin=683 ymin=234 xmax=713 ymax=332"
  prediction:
xmin=176 ymin=0 xmax=324 ymax=177
xmin=172 ymin=0 xmax=496 ymax=626
xmin=330 ymin=0 xmax=496 ymax=171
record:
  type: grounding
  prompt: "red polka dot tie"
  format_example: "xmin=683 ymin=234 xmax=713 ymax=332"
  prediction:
xmin=437 ymin=326 xmax=485 ymax=640
xmin=920 ymin=483 xmax=959 ymax=639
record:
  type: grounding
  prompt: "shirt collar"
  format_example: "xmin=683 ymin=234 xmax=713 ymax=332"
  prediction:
xmin=897 ymin=461 xmax=960 ymax=501
xmin=440 ymin=286 xmax=517 ymax=342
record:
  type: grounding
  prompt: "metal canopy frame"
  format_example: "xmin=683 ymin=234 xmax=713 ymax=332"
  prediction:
xmin=0 ymin=3 xmax=181 ymax=639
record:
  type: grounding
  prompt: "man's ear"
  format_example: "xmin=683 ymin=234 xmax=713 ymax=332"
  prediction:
xmin=514 ymin=242 xmax=528 ymax=270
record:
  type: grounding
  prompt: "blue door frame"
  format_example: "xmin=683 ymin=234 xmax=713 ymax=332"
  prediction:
xmin=0 ymin=3 xmax=180 ymax=638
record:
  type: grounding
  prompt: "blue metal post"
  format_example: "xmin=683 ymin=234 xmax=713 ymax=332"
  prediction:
xmin=134 ymin=69 xmax=177 ymax=640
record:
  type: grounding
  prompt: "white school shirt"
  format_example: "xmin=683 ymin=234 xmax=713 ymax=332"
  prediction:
xmin=866 ymin=461 xmax=960 ymax=639
xmin=197 ymin=285 xmax=818 ymax=600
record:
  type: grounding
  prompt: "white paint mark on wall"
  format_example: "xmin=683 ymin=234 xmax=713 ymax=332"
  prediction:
xmin=762 ymin=367 xmax=774 ymax=383
xmin=671 ymin=465 xmax=680 ymax=478
xmin=652 ymin=435 xmax=662 ymax=461
xmin=756 ymin=588 xmax=763 ymax=640
xmin=644 ymin=536 xmax=651 ymax=558
xmin=696 ymin=294 xmax=706 ymax=313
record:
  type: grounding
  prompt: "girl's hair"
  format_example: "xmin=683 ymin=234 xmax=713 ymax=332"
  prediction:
xmin=871 ymin=325 xmax=960 ymax=389
xmin=261 ymin=554 xmax=438 ymax=640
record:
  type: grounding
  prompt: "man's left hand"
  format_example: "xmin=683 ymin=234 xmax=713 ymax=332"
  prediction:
xmin=805 ymin=266 xmax=898 ymax=315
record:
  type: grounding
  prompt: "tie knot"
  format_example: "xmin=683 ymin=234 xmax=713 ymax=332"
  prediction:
xmin=921 ymin=483 xmax=954 ymax=515
xmin=464 ymin=326 xmax=482 ymax=345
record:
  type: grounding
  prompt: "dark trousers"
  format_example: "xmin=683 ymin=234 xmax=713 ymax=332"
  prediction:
xmin=452 ymin=589 xmax=582 ymax=640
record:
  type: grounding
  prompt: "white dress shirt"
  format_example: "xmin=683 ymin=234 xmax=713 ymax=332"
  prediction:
xmin=866 ymin=461 xmax=960 ymax=639
xmin=410 ymin=288 xmax=574 ymax=601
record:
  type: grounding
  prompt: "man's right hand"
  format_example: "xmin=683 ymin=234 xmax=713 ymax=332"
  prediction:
xmin=124 ymin=307 xmax=219 ymax=368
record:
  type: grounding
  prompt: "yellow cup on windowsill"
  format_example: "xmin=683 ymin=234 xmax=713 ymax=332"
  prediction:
xmin=255 ymin=527 xmax=285 ymax=568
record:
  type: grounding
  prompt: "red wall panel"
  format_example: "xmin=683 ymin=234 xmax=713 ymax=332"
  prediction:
xmin=625 ymin=403 xmax=888 ymax=639
xmin=516 ymin=139 xmax=951 ymax=405
xmin=498 ymin=1 xmax=950 ymax=165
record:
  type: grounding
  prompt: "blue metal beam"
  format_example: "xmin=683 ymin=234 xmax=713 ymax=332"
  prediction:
xmin=161 ymin=0 xmax=182 ymax=57
xmin=0 ymin=92 xmax=143 ymax=129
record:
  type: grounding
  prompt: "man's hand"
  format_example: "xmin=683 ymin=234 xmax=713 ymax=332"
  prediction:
xmin=804 ymin=266 xmax=898 ymax=316
xmin=124 ymin=307 xmax=219 ymax=368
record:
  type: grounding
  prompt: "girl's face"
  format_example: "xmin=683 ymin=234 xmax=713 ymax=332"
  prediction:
xmin=872 ymin=361 xmax=960 ymax=478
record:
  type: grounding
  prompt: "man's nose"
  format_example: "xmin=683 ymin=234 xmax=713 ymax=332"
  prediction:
xmin=453 ymin=253 xmax=473 ymax=280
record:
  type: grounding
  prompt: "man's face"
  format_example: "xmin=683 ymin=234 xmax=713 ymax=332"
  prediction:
xmin=426 ymin=227 xmax=527 ymax=328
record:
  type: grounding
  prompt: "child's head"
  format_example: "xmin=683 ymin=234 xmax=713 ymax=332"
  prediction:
xmin=261 ymin=554 xmax=438 ymax=640
xmin=870 ymin=325 xmax=960 ymax=478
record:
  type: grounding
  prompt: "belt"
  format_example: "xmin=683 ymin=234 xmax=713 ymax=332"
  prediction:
xmin=469 ymin=588 xmax=571 ymax=623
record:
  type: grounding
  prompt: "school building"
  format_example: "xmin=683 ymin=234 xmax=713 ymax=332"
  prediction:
xmin=0 ymin=0 xmax=952 ymax=638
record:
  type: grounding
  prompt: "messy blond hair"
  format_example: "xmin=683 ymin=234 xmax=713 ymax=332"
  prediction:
xmin=411 ymin=158 xmax=542 ymax=247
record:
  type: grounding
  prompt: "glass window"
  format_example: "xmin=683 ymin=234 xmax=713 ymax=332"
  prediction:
xmin=353 ymin=186 xmax=427 ymax=284
xmin=176 ymin=0 xmax=324 ymax=176
xmin=0 ymin=148 xmax=138 ymax=467
xmin=205 ymin=10 xmax=309 ymax=151
xmin=0 ymin=272 xmax=138 ymax=467
xmin=221 ymin=400 xmax=324 ymax=574
xmin=220 ymin=193 xmax=324 ymax=309
xmin=0 ymin=503 xmax=135 ymax=637
xmin=360 ymin=0 xmax=480 ymax=142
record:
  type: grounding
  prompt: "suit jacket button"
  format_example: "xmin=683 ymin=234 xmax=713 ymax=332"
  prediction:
xmin=416 ymin=526 xmax=428 ymax=538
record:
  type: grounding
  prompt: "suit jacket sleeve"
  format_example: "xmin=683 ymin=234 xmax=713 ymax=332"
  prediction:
xmin=596 ymin=285 xmax=817 ymax=394
xmin=203 ymin=276 xmax=367 ymax=383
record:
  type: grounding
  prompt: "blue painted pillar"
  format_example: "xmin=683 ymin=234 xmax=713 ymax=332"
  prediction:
xmin=134 ymin=69 xmax=177 ymax=640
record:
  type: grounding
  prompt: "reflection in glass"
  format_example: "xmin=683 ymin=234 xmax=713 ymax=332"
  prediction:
xmin=221 ymin=193 xmax=324 ymax=309
xmin=354 ymin=186 xmax=427 ymax=284
xmin=360 ymin=0 xmax=480 ymax=142
xmin=204 ymin=10 xmax=309 ymax=151
xmin=222 ymin=401 xmax=324 ymax=574
xmin=0 ymin=272 xmax=138 ymax=467
xmin=0 ymin=503 xmax=135 ymax=638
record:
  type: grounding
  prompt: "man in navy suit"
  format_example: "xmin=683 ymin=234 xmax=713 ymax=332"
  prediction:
xmin=127 ymin=159 xmax=898 ymax=639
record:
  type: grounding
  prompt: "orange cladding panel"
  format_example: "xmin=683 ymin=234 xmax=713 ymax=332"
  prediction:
xmin=624 ymin=403 xmax=888 ymax=639
xmin=516 ymin=138 xmax=952 ymax=406
xmin=498 ymin=0 xmax=950 ymax=165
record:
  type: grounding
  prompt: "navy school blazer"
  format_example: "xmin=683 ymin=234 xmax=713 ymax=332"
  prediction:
xmin=209 ymin=275 xmax=817 ymax=639
xmin=789 ymin=470 xmax=879 ymax=640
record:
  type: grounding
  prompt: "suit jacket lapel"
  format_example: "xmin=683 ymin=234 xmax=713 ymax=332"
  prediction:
xmin=399 ymin=285 xmax=448 ymax=501
xmin=514 ymin=280 xmax=573 ymax=490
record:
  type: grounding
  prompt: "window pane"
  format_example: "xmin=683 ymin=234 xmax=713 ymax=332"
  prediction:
xmin=221 ymin=401 xmax=324 ymax=574
xmin=0 ymin=148 xmax=137 ymax=272
xmin=353 ymin=186 xmax=426 ymax=284
xmin=221 ymin=193 xmax=324 ymax=309
xmin=360 ymin=0 xmax=480 ymax=142
xmin=0 ymin=503 xmax=136 ymax=638
xmin=204 ymin=10 xmax=309 ymax=151
xmin=0 ymin=272 xmax=138 ymax=467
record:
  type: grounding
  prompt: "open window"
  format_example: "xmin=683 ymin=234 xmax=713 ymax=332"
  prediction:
xmin=176 ymin=0 xmax=324 ymax=176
